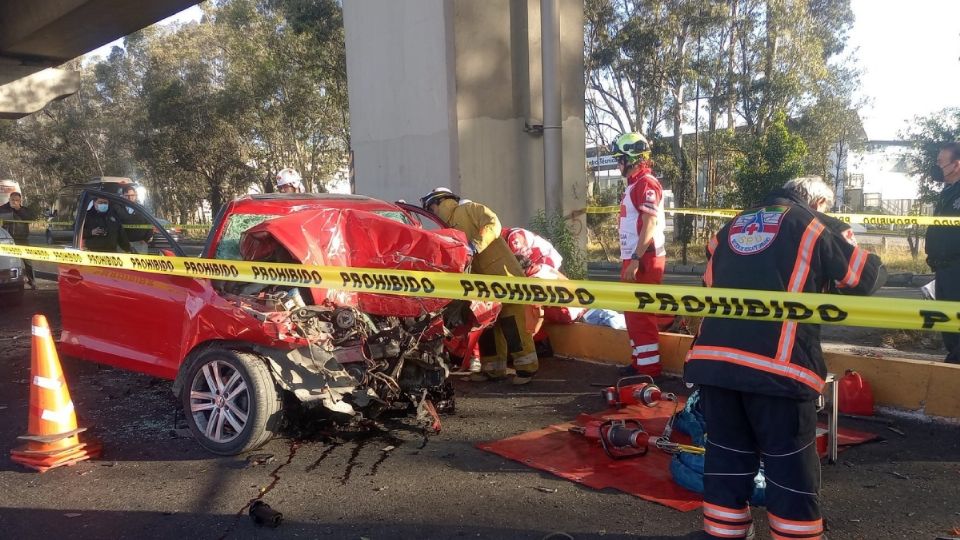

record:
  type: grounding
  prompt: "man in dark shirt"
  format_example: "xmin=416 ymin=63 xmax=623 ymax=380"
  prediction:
xmin=117 ymin=186 xmax=152 ymax=253
xmin=83 ymin=196 xmax=133 ymax=253
xmin=0 ymin=192 xmax=37 ymax=288
xmin=925 ymin=141 xmax=960 ymax=364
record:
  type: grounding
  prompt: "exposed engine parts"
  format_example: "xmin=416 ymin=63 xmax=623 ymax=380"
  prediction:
xmin=224 ymin=286 xmax=461 ymax=428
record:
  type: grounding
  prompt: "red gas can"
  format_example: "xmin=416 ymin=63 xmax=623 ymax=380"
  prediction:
xmin=838 ymin=369 xmax=874 ymax=416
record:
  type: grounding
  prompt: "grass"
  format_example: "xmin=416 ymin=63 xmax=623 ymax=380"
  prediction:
xmin=880 ymin=329 xmax=941 ymax=351
xmin=870 ymin=246 xmax=930 ymax=274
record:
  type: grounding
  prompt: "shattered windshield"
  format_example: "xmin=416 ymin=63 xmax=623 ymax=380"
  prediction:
xmin=373 ymin=210 xmax=413 ymax=225
xmin=215 ymin=213 xmax=276 ymax=260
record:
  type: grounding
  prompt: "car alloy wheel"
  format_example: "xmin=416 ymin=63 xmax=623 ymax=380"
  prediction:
xmin=189 ymin=360 xmax=250 ymax=444
xmin=180 ymin=348 xmax=281 ymax=455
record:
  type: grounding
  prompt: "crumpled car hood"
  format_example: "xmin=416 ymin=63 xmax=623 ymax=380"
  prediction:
xmin=239 ymin=208 xmax=471 ymax=317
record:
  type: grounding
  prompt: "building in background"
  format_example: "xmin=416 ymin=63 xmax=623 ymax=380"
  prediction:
xmin=835 ymin=140 xmax=927 ymax=214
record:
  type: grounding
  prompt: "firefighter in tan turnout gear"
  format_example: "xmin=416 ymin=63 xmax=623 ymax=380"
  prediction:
xmin=421 ymin=188 xmax=539 ymax=385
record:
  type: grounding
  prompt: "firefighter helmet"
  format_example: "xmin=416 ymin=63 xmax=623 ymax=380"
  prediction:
xmin=420 ymin=187 xmax=459 ymax=210
xmin=609 ymin=132 xmax=651 ymax=167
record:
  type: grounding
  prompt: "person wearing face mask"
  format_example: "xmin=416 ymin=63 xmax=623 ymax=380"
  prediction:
xmin=116 ymin=186 xmax=152 ymax=254
xmin=83 ymin=196 xmax=133 ymax=253
xmin=0 ymin=191 xmax=37 ymax=289
xmin=925 ymin=141 xmax=960 ymax=363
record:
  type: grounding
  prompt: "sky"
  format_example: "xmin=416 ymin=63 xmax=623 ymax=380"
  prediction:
xmin=849 ymin=0 xmax=960 ymax=140
xmin=85 ymin=5 xmax=204 ymax=60
xmin=89 ymin=1 xmax=958 ymax=143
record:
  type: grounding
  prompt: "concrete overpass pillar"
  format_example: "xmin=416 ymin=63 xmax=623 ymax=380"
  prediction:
xmin=344 ymin=0 xmax=585 ymax=233
xmin=343 ymin=0 xmax=460 ymax=203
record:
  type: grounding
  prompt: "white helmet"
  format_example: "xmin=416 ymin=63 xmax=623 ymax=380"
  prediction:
xmin=276 ymin=168 xmax=303 ymax=192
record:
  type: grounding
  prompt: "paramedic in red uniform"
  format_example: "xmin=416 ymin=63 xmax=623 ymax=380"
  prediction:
xmin=684 ymin=176 xmax=886 ymax=540
xmin=611 ymin=132 xmax=666 ymax=377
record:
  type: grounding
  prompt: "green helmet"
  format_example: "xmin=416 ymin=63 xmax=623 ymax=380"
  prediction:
xmin=609 ymin=132 xmax=651 ymax=166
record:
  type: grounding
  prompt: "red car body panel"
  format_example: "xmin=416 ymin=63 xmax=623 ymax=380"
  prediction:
xmin=58 ymin=194 xmax=486 ymax=380
xmin=239 ymin=207 xmax=470 ymax=317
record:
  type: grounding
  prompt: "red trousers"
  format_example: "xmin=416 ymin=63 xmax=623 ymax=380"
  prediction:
xmin=621 ymin=254 xmax=665 ymax=376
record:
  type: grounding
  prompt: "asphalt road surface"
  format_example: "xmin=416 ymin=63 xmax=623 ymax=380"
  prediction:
xmin=0 ymin=283 xmax=958 ymax=539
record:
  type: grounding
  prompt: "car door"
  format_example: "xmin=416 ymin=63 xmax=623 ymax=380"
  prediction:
xmin=394 ymin=201 xmax=455 ymax=230
xmin=57 ymin=189 xmax=203 ymax=379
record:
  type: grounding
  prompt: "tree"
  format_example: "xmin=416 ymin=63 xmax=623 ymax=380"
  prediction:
xmin=218 ymin=0 xmax=349 ymax=194
xmin=583 ymin=0 xmax=859 ymax=261
xmin=0 ymin=0 xmax=351 ymax=219
xmin=733 ymin=111 xmax=807 ymax=207
xmin=796 ymin=95 xmax=865 ymax=202
xmin=137 ymin=19 xmax=255 ymax=216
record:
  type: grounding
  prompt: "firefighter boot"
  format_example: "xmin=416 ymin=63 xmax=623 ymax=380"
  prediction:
xmin=498 ymin=303 xmax=538 ymax=385
xmin=472 ymin=327 xmax=508 ymax=382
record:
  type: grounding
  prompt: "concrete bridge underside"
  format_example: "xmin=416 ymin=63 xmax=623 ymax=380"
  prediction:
xmin=0 ymin=0 xmax=198 ymax=119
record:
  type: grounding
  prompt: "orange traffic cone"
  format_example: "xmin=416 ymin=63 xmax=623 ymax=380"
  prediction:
xmin=10 ymin=314 xmax=100 ymax=472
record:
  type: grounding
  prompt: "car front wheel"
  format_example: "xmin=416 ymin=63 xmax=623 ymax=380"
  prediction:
xmin=181 ymin=348 xmax=281 ymax=455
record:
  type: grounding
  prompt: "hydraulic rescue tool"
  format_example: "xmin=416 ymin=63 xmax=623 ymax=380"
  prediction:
xmin=601 ymin=374 xmax=667 ymax=408
xmin=570 ymin=376 xmax=705 ymax=459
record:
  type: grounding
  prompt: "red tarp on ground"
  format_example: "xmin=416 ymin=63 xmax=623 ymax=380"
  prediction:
xmin=477 ymin=400 xmax=878 ymax=512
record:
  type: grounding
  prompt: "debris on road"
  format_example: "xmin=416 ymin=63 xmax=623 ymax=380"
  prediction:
xmin=248 ymin=500 xmax=282 ymax=528
xmin=245 ymin=453 xmax=276 ymax=468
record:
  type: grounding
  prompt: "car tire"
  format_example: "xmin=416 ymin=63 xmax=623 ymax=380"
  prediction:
xmin=181 ymin=348 xmax=282 ymax=455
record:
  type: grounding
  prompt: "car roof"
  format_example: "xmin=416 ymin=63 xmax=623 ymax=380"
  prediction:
xmin=227 ymin=193 xmax=403 ymax=214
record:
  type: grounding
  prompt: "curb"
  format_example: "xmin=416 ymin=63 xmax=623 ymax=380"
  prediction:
xmin=546 ymin=324 xmax=960 ymax=419
xmin=587 ymin=262 xmax=935 ymax=288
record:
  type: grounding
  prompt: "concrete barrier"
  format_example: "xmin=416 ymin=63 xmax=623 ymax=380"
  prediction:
xmin=545 ymin=323 xmax=960 ymax=419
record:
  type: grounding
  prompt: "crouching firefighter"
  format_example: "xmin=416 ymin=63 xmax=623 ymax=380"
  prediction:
xmin=421 ymin=188 xmax=539 ymax=385
xmin=684 ymin=176 xmax=886 ymax=540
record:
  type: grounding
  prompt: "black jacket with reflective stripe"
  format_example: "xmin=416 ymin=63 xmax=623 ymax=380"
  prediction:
xmin=684 ymin=190 xmax=886 ymax=401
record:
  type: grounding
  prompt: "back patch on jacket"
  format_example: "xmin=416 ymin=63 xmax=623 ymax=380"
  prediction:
xmin=728 ymin=205 xmax=790 ymax=255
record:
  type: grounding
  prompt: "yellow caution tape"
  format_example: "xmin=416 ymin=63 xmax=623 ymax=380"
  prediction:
xmin=585 ymin=206 xmax=960 ymax=226
xmin=667 ymin=208 xmax=740 ymax=219
xmin=585 ymin=207 xmax=743 ymax=217
xmin=585 ymin=206 xmax=619 ymax=214
xmin=2 ymin=243 xmax=958 ymax=334
xmin=825 ymin=214 xmax=958 ymax=227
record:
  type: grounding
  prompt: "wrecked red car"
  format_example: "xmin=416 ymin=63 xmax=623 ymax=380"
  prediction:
xmin=58 ymin=191 xmax=497 ymax=455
